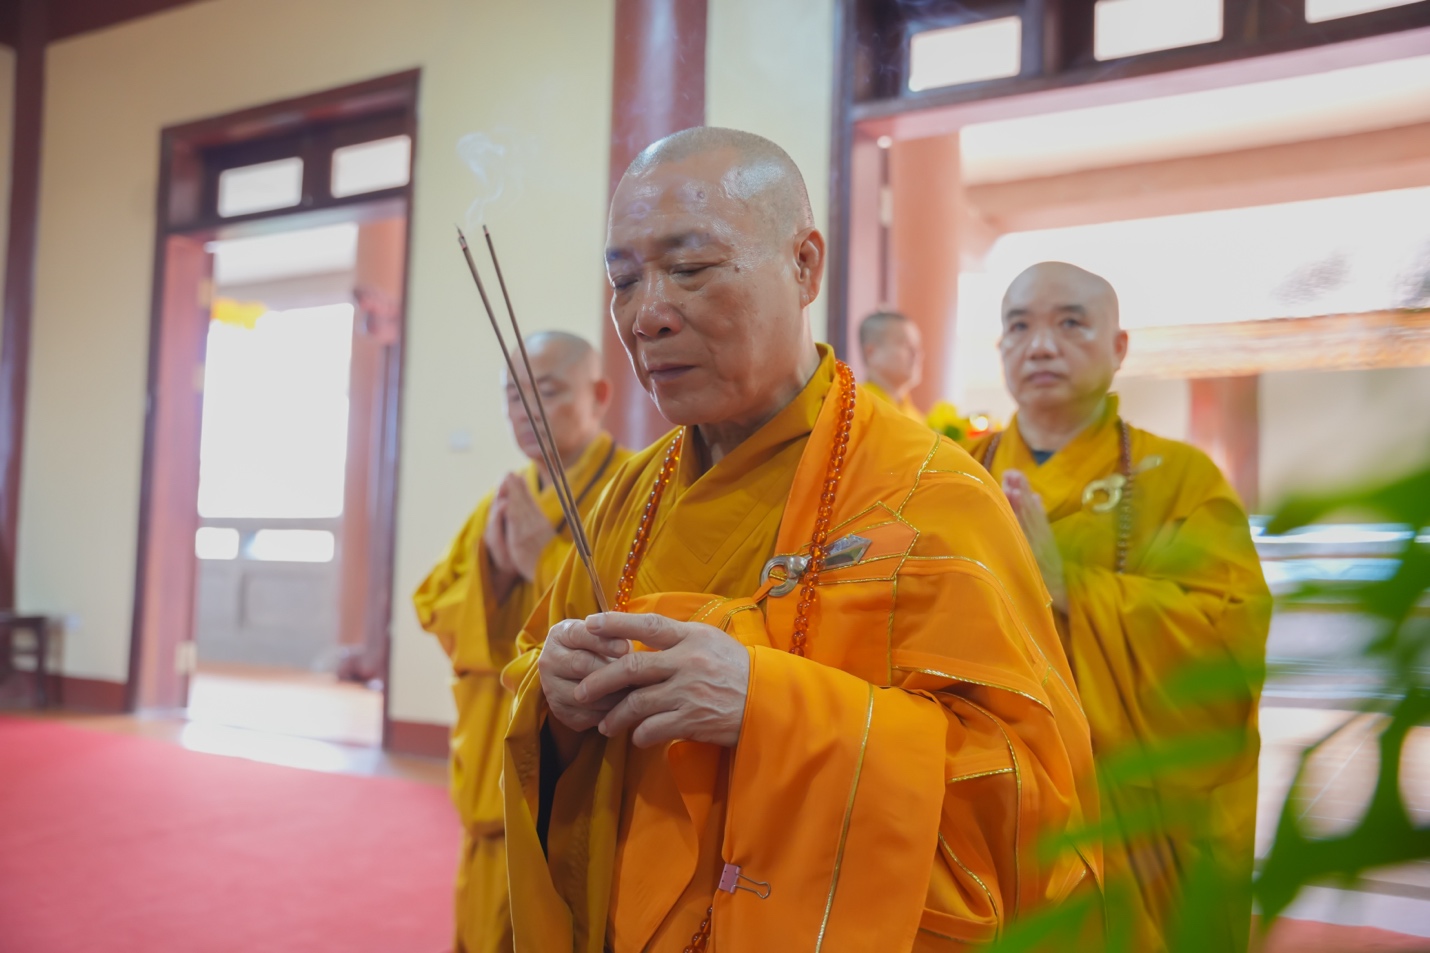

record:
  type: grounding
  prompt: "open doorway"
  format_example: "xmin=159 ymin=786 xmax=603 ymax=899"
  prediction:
xmin=186 ymin=220 xmax=401 ymax=747
xmin=129 ymin=73 xmax=417 ymax=751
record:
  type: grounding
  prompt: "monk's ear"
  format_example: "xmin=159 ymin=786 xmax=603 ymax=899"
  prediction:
xmin=793 ymin=227 xmax=825 ymax=309
xmin=592 ymin=377 xmax=613 ymax=418
xmin=1112 ymin=328 xmax=1129 ymax=370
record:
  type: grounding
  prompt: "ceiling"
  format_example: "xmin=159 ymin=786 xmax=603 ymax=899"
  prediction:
xmin=0 ymin=0 xmax=206 ymax=50
xmin=961 ymin=52 xmax=1430 ymax=184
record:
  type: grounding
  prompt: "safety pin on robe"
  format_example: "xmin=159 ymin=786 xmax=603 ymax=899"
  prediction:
xmin=759 ymin=534 xmax=872 ymax=598
xmin=719 ymin=863 xmax=772 ymax=899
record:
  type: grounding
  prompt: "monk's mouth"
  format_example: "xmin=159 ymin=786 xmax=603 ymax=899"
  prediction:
xmin=646 ymin=365 xmax=695 ymax=384
xmin=1025 ymin=372 xmax=1064 ymax=386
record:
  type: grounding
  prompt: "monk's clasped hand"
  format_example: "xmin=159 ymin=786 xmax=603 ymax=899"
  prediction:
xmin=539 ymin=617 xmax=632 ymax=734
xmin=501 ymin=473 xmax=556 ymax=583
xmin=573 ymin=612 xmax=751 ymax=749
xmin=1002 ymin=470 xmax=1069 ymax=613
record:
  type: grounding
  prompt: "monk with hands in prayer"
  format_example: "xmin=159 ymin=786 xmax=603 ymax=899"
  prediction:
xmin=414 ymin=332 xmax=629 ymax=953
xmin=970 ymin=263 xmax=1271 ymax=952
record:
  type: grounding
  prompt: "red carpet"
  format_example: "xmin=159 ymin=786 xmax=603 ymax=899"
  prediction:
xmin=0 ymin=717 xmax=459 ymax=953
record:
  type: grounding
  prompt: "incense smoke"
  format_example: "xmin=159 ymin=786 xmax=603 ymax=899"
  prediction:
xmin=458 ymin=129 xmax=526 ymax=228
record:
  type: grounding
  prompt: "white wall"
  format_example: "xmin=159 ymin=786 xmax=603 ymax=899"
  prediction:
xmin=1116 ymin=376 xmax=1190 ymax=443
xmin=20 ymin=0 xmax=615 ymax=724
xmin=1260 ymin=366 xmax=1430 ymax=508
xmin=20 ymin=0 xmax=841 ymax=727
xmin=706 ymin=0 xmax=834 ymax=341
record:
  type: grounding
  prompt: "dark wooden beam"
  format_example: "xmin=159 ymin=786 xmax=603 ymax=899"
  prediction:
xmin=0 ymin=0 xmax=207 ymax=47
xmin=853 ymin=0 xmax=1430 ymax=118
xmin=0 ymin=0 xmax=46 ymax=609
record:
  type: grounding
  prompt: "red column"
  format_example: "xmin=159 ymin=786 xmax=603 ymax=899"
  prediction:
xmin=604 ymin=0 xmax=708 ymax=450
xmin=0 ymin=0 xmax=47 ymax=608
xmin=888 ymin=132 xmax=962 ymax=413
xmin=1189 ymin=375 xmax=1261 ymax=511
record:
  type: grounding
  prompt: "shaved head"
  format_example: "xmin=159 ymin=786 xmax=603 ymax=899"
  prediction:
xmin=605 ymin=126 xmax=824 ymax=452
xmin=1004 ymin=262 xmax=1120 ymax=329
xmin=858 ymin=311 xmax=911 ymax=351
xmin=502 ymin=330 xmax=610 ymax=465
xmin=624 ymin=126 xmax=814 ymax=242
xmin=858 ymin=311 xmax=923 ymax=398
xmin=522 ymin=330 xmax=599 ymax=377
xmin=998 ymin=261 xmax=1127 ymax=426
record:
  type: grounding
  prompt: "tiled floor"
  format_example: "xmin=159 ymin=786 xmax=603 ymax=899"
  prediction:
xmin=29 ymin=709 xmax=449 ymax=786
xmin=187 ymin=662 xmax=385 ymax=747
xmin=16 ymin=661 xmax=447 ymax=787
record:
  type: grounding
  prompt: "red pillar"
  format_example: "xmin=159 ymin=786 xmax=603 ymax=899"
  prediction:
xmin=0 ymin=0 xmax=47 ymax=608
xmin=888 ymin=132 xmax=962 ymax=413
xmin=604 ymin=0 xmax=708 ymax=450
xmin=1189 ymin=375 xmax=1261 ymax=510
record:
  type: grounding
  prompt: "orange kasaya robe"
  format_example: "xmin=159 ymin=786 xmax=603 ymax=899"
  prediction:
xmin=413 ymin=431 xmax=630 ymax=953
xmin=501 ymin=345 xmax=1101 ymax=952
xmin=860 ymin=379 xmax=925 ymax=423
xmin=970 ymin=396 xmax=1271 ymax=952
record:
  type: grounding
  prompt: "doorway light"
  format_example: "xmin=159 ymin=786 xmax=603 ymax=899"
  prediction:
xmin=195 ymin=526 xmax=240 ymax=560
xmin=908 ymin=17 xmax=1023 ymax=92
xmin=1306 ymin=0 xmax=1419 ymax=21
xmin=331 ymin=135 xmax=412 ymax=198
xmin=197 ymin=304 xmax=354 ymax=521
xmin=217 ymin=157 xmax=304 ymax=218
xmin=209 ymin=223 xmax=359 ymax=286
xmin=247 ymin=529 xmax=336 ymax=563
xmin=1094 ymin=0 xmax=1222 ymax=61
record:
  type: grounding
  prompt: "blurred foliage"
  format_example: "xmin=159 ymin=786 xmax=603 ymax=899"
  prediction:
xmin=1255 ymin=462 xmax=1430 ymax=927
xmin=986 ymin=457 xmax=1430 ymax=951
xmin=927 ymin=400 xmax=976 ymax=445
xmin=927 ymin=401 xmax=999 ymax=448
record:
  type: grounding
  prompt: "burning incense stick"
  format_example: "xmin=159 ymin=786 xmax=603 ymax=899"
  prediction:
xmin=480 ymin=225 xmax=604 ymax=585
xmin=456 ymin=227 xmax=610 ymax=611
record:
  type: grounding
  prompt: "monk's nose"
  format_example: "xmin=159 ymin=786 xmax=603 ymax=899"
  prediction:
xmin=630 ymin=272 xmax=682 ymax=339
xmin=1026 ymin=326 xmax=1059 ymax=358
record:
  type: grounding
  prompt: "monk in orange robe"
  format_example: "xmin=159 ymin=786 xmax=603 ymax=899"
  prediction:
xmin=968 ymin=262 xmax=1271 ymax=951
xmin=858 ymin=309 xmax=926 ymax=421
xmin=500 ymin=128 xmax=1099 ymax=952
xmin=414 ymin=332 xmax=631 ymax=953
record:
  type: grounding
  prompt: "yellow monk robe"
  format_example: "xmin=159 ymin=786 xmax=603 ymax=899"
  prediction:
xmin=414 ymin=431 xmax=630 ymax=953
xmin=860 ymin=379 xmax=924 ymax=422
xmin=969 ymin=396 xmax=1271 ymax=952
xmin=502 ymin=346 xmax=1100 ymax=952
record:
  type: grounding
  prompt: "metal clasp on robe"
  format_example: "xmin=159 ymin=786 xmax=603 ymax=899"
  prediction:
xmin=1081 ymin=456 xmax=1164 ymax=513
xmin=1081 ymin=474 xmax=1126 ymax=513
xmin=759 ymin=534 xmax=872 ymax=597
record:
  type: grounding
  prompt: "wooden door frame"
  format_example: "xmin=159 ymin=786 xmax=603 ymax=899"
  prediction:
xmin=128 ymin=72 xmax=419 ymax=750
